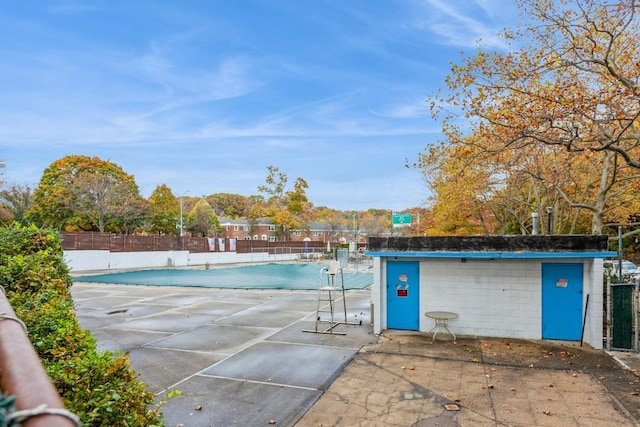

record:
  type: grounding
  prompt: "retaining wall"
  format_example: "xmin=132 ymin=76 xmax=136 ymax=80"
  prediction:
xmin=65 ymin=250 xmax=299 ymax=273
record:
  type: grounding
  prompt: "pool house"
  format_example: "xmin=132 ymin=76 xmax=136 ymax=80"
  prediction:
xmin=366 ymin=235 xmax=615 ymax=349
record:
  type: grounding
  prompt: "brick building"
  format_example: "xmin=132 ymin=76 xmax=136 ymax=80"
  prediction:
xmin=218 ymin=218 xmax=359 ymax=244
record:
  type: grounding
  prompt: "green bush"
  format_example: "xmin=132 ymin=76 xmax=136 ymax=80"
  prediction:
xmin=0 ymin=224 xmax=163 ymax=426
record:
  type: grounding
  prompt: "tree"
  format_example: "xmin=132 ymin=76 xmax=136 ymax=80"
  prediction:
xmin=207 ymin=193 xmax=249 ymax=218
xmin=148 ymin=184 xmax=179 ymax=235
xmin=419 ymin=142 xmax=498 ymax=235
xmin=0 ymin=158 xmax=4 ymax=188
xmin=436 ymin=0 xmax=640 ymax=162
xmin=114 ymin=197 xmax=150 ymax=234
xmin=257 ymin=165 xmax=287 ymax=204
xmin=27 ymin=155 xmax=144 ymax=232
xmin=0 ymin=184 xmax=33 ymax=225
xmin=186 ymin=199 xmax=220 ymax=236
xmin=256 ymin=166 xmax=312 ymax=240
xmin=430 ymin=0 xmax=640 ymax=235
xmin=360 ymin=209 xmax=392 ymax=237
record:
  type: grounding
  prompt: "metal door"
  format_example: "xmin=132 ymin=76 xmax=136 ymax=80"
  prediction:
xmin=386 ymin=261 xmax=419 ymax=330
xmin=611 ymin=284 xmax=634 ymax=349
xmin=542 ymin=263 xmax=583 ymax=340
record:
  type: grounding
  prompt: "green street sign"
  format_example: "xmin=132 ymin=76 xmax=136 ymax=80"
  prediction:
xmin=392 ymin=213 xmax=412 ymax=227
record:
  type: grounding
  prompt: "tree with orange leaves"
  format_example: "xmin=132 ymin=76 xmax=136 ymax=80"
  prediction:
xmin=429 ymin=0 xmax=640 ymax=235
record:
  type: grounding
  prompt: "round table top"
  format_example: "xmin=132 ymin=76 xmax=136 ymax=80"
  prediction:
xmin=424 ymin=311 xmax=458 ymax=320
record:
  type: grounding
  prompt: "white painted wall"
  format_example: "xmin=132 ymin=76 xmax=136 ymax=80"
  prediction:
xmin=585 ymin=258 xmax=604 ymax=350
xmin=64 ymin=250 xmax=299 ymax=273
xmin=421 ymin=258 xmax=542 ymax=339
xmin=373 ymin=256 xmax=603 ymax=349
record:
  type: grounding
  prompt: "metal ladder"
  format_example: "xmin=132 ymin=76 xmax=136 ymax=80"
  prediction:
xmin=303 ymin=261 xmax=356 ymax=335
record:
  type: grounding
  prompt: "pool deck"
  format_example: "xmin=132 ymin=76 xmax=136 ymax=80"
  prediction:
xmin=71 ymin=281 xmax=375 ymax=426
xmin=71 ymin=281 xmax=640 ymax=426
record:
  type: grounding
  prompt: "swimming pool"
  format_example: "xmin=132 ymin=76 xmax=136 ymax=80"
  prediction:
xmin=76 ymin=263 xmax=373 ymax=290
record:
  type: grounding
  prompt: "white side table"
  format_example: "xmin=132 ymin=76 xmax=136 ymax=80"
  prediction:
xmin=425 ymin=311 xmax=458 ymax=342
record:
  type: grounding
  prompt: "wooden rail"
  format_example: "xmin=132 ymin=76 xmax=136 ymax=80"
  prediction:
xmin=0 ymin=289 xmax=79 ymax=427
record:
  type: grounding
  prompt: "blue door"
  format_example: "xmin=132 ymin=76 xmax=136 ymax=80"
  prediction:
xmin=542 ymin=263 xmax=583 ymax=340
xmin=386 ymin=261 xmax=419 ymax=330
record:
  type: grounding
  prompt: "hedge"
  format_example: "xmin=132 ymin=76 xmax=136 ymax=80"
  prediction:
xmin=0 ymin=224 xmax=163 ymax=426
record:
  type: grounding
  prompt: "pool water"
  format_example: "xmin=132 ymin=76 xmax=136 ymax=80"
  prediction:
xmin=76 ymin=263 xmax=373 ymax=290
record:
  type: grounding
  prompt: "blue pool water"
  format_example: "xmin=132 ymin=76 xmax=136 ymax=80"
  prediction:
xmin=76 ymin=263 xmax=373 ymax=290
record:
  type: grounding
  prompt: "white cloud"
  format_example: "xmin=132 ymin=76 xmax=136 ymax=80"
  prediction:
xmin=414 ymin=0 xmax=514 ymax=50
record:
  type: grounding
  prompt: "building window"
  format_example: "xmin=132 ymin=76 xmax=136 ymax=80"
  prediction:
xmin=234 ymin=225 xmax=239 ymax=231
xmin=313 ymin=231 xmax=323 ymax=236
xmin=294 ymin=231 xmax=301 ymax=236
xmin=225 ymin=225 xmax=230 ymax=231
xmin=244 ymin=226 xmax=249 ymax=231
xmin=268 ymin=236 xmax=277 ymax=242
xmin=268 ymin=225 xmax=276 ymax=231
xmin=253 ymin=235 xmax=259 ymax=240
xmin=261 ymin=234 xmax=268 ymax=241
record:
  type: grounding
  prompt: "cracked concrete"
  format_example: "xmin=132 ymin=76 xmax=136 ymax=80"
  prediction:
xmin=72 ymin=281 xmax=640 ymax=426
xmin=296 ymin=333 xmax=640 ymax=426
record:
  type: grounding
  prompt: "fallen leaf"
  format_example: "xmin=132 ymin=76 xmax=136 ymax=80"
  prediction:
xmin=543 ymin=410 xmax=551 ymax=416
xmin=194 ymin=405 xmax=202 ymax=411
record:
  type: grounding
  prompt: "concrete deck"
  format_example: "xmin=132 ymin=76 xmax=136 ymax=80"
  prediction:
xmin=71 ymin=282 xmax=640 ymax=426
xmin=71 ymin=282 xmax=375 ymax=426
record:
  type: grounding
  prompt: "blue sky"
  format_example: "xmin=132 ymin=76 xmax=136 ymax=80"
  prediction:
xmin=0 ymin=0 xmax=519 ymax=211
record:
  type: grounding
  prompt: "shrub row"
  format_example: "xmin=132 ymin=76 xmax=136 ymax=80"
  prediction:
xmin=0 ymin=224 xmax=163 ymax=426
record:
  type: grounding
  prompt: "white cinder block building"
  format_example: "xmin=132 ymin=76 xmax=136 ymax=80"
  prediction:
xmin=366 ymin=236 xmax=615 ymax=349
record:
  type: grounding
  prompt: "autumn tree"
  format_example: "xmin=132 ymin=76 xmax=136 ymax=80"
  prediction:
xmin=436 ymin=0 xmax=640 ymax=162
xmin=207 ymin=193 xmax=249 ymax=218
xmin=27 ymin=155 xmax=145 ymax=232
xmin=148 ymin=184 xmax=179 ymax=235
xmin=360 ymin=209 xmax=392 ymax=237
xmin=430 ymin=0 xmax=640 ymax=235
xmin=419 ymin=142 xmax=498 ymax=235
xmin=257 ymin=165 xmax=288 ymax=203
xmin=0 ymin=184 xmax=33 ymax=225
xmin=256 ymin=166 xmax=312 ymax=240
xmin=186 ymin=198 xmax=220 ymax=236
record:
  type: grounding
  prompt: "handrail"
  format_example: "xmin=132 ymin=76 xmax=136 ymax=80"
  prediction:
xmin=0 ymin=289 xmax=80 ymax=427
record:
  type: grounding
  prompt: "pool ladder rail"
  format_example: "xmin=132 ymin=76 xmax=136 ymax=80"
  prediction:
xmin=303 ymin=261 xmax=362 ymax=335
